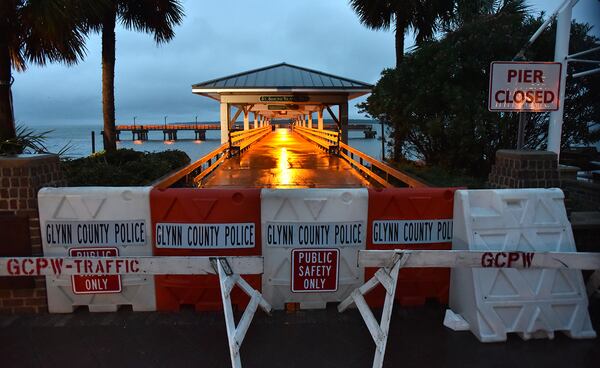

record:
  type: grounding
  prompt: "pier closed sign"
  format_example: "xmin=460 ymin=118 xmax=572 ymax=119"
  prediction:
xmin=488 ymin=61 xmax=561 ymax=112
xmin=69 ymin=247 xmax=122 ymax=294
xmin=292 ymin=248 xmax=339 ymax=292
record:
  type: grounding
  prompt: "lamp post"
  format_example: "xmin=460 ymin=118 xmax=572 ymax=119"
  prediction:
xmin=133 ymin=116 xmax=137 ymax=129
xmin=164 ymin=116 xmax=167 ymax=128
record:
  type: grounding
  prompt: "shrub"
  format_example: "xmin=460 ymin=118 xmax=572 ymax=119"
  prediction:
xmin=62 ymin=149 xmax=190 ymax=186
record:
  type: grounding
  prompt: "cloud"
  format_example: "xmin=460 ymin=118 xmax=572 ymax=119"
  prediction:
xmin=12 ymin=0 xmax=596 ymax=126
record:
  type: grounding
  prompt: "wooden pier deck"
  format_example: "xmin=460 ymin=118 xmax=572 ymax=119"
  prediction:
xmin=202 ymin=128 xmax=371 ymax=188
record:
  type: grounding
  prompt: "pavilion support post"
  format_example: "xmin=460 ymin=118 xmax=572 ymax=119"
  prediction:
xmin=339 ymin=102 xmax=349 ymax=144
xmin=220 ymin=102 xmax=230 ymax=144
xmin=254 ymin=113 xmax=258 ymax=129
xmin=243 ymin=110 xmax=250 ymax=131
xmin=308 ymin=113 xmax=313 ymax=129
xmin=318 ymin=108 xmax=324 ymax=130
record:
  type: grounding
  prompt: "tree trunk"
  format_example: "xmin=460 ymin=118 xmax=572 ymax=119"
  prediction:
xmin=392 ymin=15 xmax=406 ymax=161
xmin=101 ymin=9 xmax=117 ymax=152
xmin=0 ymin=35 xmax=16 ymax=145
xmin=393 ymin=122 xmax=403 ymax=161
xmin=394 ymin=14 xmax=405 ymax=68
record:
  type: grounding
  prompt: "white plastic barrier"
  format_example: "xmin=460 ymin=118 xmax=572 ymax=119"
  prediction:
xmin=449 ymin=189 xmax=596 ymax=342
xmin=261 ymin=188 xmax=368 ymax=309
xmin=39 ymin=187 xmax=156 ymax=312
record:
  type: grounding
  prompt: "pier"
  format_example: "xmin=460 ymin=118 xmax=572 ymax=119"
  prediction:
xmin=153 ymin=63 xmax=424 ymax=189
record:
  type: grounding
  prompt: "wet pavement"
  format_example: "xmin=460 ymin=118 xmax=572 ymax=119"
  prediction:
xmin=1 ymin=299 xmax=599 ymax=368
xmin=202 ymin=128 xmax=372 ymax=188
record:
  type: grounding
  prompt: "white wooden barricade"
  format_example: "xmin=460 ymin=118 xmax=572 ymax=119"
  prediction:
xmin=339 ymin=249 xmax=600 ymax=368
xmin=0 ymin=255 xmax=270 ymax=368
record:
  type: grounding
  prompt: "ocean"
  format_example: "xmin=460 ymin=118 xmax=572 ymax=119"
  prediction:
xmin=31 ymin=122 xmax=386 ymax=162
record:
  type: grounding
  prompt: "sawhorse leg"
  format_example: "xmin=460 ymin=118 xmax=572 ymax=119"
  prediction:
xmin=338 ymin=254 xmax=405 ymax=368
xmin=213 ymin=257 xmax=272 ymax=368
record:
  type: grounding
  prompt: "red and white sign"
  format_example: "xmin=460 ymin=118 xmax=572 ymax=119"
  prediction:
xmin=291 ymin=248 xmax=339 ymax=293
xmin=69 ymin=247 xmax=122 ymax=294
xmin=488 ymin=61 xmax=562 ymax=112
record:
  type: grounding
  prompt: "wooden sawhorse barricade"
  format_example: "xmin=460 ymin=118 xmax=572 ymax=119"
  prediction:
xmin=339 ymin=250 xmax=600 ymax=368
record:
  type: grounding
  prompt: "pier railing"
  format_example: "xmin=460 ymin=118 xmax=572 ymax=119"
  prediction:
xmin=338 ymin=142 xmax=428 ymax=188
xmin=153 ymin=126 xmax=272 ymax=188
xmin=229 ymin=125 xmax=272 ymax=153
xmin=153 ymin=143 xmax=229 ymax=189
xmin=293 ymin=125 xmax=339 ymax=153
xmin=292 ymin=125 xmax=428 ymax=188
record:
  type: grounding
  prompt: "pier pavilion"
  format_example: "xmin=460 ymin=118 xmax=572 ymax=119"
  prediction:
xmin=191 ymin=62 xmax=372 ymax=144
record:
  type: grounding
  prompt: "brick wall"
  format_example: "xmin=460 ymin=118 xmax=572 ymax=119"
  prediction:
xmin=562 ymin=179 xmax=600 ymax=212
xmin=488 ymin=149 xmax=560 ymax=189
xmin=0 ymin=154 xmax=65 ymax=313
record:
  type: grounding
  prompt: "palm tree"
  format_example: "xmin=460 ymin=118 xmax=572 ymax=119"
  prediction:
xmin=349 ymin=0 xmax=454 ymax=67
xmin=94 ymin=0 xmax=184 ymax=152
xmin=0 ymin=0 xmax=103 ymax=151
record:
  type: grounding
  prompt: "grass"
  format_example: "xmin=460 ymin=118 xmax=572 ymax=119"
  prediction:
xmin=62 ymin=149 xmax=190 ymax=186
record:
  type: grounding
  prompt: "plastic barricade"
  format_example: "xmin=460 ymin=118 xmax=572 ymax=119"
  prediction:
xmin=261 ymin=188 xmax=368 ymax=310
xmin=151 ymin=188 xmax=261 ymax=311
xmin=449 ymin=189 xmax=595 ymax=342
xmin=366 ymin=188 xmax=457 ymax=306
xmin=39 ymin=187 xmax=155 ymax=313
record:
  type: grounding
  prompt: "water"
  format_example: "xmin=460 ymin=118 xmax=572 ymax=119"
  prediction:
xmin=31 ymin=123 xmax=386 ymax=162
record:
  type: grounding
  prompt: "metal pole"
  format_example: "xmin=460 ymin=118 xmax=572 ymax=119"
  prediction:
xmin=573 ymin=67 xmax=600 ymax=78
xmin=547 ymin=0 xmax=574 ymax=156
xmin=91 ymin=131 xmax=96 ymax=154
xmin=133 ymin=116 xmax=137 ymax=129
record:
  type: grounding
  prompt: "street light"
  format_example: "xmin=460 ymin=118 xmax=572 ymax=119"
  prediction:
xmin=133 ymin=116 xmax=137 ymax=128
xmin=164 ymin=115 xmax=167 ymax=128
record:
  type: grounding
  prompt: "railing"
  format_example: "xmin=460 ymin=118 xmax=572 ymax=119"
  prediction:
xmin=152 ymin=143 xmax=229 ymax=189
xmin=293 ymin=125 xmax=339 ymax=153
xmin=229 ymin=125 xmax=271 ymax=152
xmin=339 ymin=142 xmax=428 ymax=188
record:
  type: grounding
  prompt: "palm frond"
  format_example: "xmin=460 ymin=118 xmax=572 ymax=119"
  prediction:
xmin=0 ymin=125 xmax=72 ymax=156
xmin=349 ymin=0 xmax=395 ymax=31
xmin=118 ymin=0 xmax=184 ymax=44
xmin=19 ymin=1 xmax=87 ymax=66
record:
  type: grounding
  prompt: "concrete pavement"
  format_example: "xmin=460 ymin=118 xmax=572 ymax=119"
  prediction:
xmin=1 ymin=299 xmax=599 ymax=368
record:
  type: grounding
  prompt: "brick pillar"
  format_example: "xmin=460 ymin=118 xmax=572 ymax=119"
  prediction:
xmin=0 ymin=154 xmax=65 ymax=313
xmin=488 ymin=150 xmax=560 ymax=189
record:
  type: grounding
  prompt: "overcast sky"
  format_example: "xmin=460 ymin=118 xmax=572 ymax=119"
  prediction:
xmin=12 ymin=0 xmax=600 ymax=127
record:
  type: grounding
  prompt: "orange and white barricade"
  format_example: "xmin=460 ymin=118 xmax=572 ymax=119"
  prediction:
xmin=151 ymin=188 xmax=262 ymax=312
